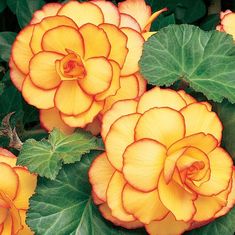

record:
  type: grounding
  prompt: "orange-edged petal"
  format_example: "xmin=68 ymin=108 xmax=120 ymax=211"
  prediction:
xmin=18 ymin=210 xmax=33 ymax=235
xmin=121 ymin=28 xmax=144 ymax=76
xmin=145 ymin=213 xmax=191 ymax=235
xmin=9 ymin=58 xmax=25 ymax=91
xmin=30 ymin=15 xmax=78 ymax=54
xmin=180 ymin=103 xmax=223 ymax=143
xmin=99 ymin=24 xmax=128 ymax=67
xmin=105 ymin=113 xmax=141 ymax=171
xmin=118 ymin=0 xmax=151 ymax=30
xmin=42 ymin=26 xmax=84 ymax=57
xmin=79 ymin=57 xmax=112 ymax=95
xmin=168 ymin=133 xmax=218 ymax=156
xmin=13 ymin=167 xmax=37 ymax=210
xmin=101 ymin=100 xmax=138 ymax=139
xmin=119 ymin=13 xmax=141 ymax=32
xmin=135 ymin=72 xmax=147 ymax=96
xmin=95 ymin=60 xmax=121 ymax=101
xmin=0 ymin=214 xmax=13 ymax=235
xmin=79 ymin=23 xmax=110 ymax=59
xmin=58 ymin=1 xmax=104 ymax=27
xmin=30 ymin=3 xmax=62 ymax=24
xmin=123 ymin=184 xmax=169 ymax=224
xmin=92 ymin=0 xmax=120 ymax=26
xmin=55 ymin=81 xmax=93 ymax=116
xmin=102 ymin=75 xmax=139 ymax=113
xmin=61 ymin=101 xmax=104 ymax=128
xmin=186 ymin=147 xmax=233 ymax=196
xmin=29 ymin=51 xmax=62 ymax=90
xmin=106 ymin=171 xmax=135 ymax=222
xmin=220 ymin=12 xmax=235 ymax=40
xmin=123 ymin=139 xmax=166 ymax=192
xmin=177 ymin=90 xmax=196 ymax=105
xmin=0 ymin=148 xmax=17 ymax=167
xmin=99 ymin=203 xmax=143 ymax=229
xmin=92 ymin=190 xmax=104 ymax=205
xmin=0 ymin=163 xmax=19 ymax=200
xmin=137 ymin=87 xmax=187 ymax=114
xmin=89 ymin=153 xmax=115 ymax=202
xmin=0 ymin=206 xmax=8 ymax=225
xmin=135 ymin=107 xmax=185 ymax=148
xmin=158 ymin=173 xmax=197 ymax=222
xmin=40 ymin=107 xmax=75 ymax=134
xmin=11 ymin=25 xmax=34 ymax=74
xmin=22 ymin=76 xmax=56 ymax=109
xmin=142 ymin=31 xmax=156 ymax=41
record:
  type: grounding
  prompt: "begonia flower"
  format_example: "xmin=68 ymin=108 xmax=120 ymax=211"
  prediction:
xmin=10 ymin=0 xmax=166 ymax=134
xmin=0 ymin=148 xmax=37 ymax=235
xmin=89 ymin=87 xmax=235 ymax=235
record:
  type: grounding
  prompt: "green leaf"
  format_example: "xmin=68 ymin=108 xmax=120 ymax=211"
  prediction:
xmin=16 ymin=0 xmax=45 ymax=28
xmin=187 ymin=207 xmax=235 ymax=235
xmin=17 ymin=129 xmax=103 ymax=179
xmin=27 ymin=152 xmax=146 ymax=235
xmin=140 ymin=24 xmax=235 ymax=103
xmin=214 ymin=100 xmax=235 ymax=161
xmin=7 ymin=0 xmax=17 ymax=13
xmin=151 ymin=13 xmax=175 ymax=31
xmin=200 ymin=14 xmax=220 ymax=31
xmin=0 ymin=82 xmax=5 ymax=95
xmin=0 ymin=0 xmax=7 ymax=13
xmin=0 ymin=32 xmax=16 ymax=62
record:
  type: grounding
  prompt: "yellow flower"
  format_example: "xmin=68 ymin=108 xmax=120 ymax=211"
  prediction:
xmin=10 ymin=0 xmax=166 ymax=135
xmin=89 ymin=87 xmax=235 ymax=235
xmin=216 ymin=10 xmax=235 ymax=40
xmin=0 ymin=148 xmax=37 ymax=235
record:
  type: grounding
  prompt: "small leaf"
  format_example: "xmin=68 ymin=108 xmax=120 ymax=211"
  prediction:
xmin=0 ymin=32 xmax=16 ymax=62
xmin=16 ymin=0 xmax=45 ymax=28
xmin=27 ymin=152 xmax=146 ymax=235
xmin=0 ymin=0 xmax=7 ymax=13
xmin=200 ymin=14 xmax=220 ymax=31
xmin=151 ymin=13 xmax=175 ymax=31
xmin=140 ymin=24 xmax=235 ymax=103
xmin=17 ymin=129 xmax=103 ymax=179
xmin=187 ymin=207 xmax=235 ymax=235
xmin=7 ymin=0 xmax=17 ymax=13
xmin=0 ymin=82 xmax=5 ymax=95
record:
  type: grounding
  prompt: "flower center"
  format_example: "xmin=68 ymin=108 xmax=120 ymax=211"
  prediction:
xmin=56 ymin=52 xmax=86 ymax=81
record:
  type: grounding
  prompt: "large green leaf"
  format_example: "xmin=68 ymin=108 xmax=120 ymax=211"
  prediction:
xmin=140 ymin=24 xmax=235 ymax=103
xmin=7 ymin=0 xmax=17 ymax=13
xmin=27 ymin=152 xmax=146 ymax=235
xmin=0 ymin=32 xmax=16 ymax=62
xmin=0 ymin=0 xmax=7 ymax=13
xmin=17 ymin=129 xmax=103 ymax=179
xmin=16 ymin=0 xmax=45 ymax=28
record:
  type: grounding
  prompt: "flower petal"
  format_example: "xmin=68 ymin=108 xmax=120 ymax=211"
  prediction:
xmin=89 ymin=153 xmax=115 ymax=202
xmin=13 ymin=167 xmax=37 ymax=210
xmin=119 ymin=13 xmax=141 ymax=32
xmin=58 ymin=1 xmax=104 ymax=27
xmin=137 ymin=87 xmax=187 ymax=114
xmin=123 ymin=184 xmax=169 ymax=224
xmin=145 ymin=213 xmax=191 ymax=235
xmin=158 ymin=173 xmax=196 ymax=221
xmin=106 ymin=113 xmax=141 ymax=171
xmin=135 ymin=107 xmax=185 ymax=148
xmin=120 ymin=28 xmax=144 ymax=76
xmin=42 ymin=26 xmax=84 ymax=57
xmin=135 ymin=72 xmax=147 ymax=96
xmin=22 ymin=76 xmax=56 ymax=109
xmin=180 ymin=103 xmax=223 ymax=142
xmin=55 ymin=81 xmax=93 ymax=116
xmin=11 ymin=25 xmax=34 ymax=74
xmin=40 ymin=107 xmax=75 ymax=134
xmin=0 ymin=148 xmax=17 ymax=167
xmin=0 ymin=163 xmax=19 ymax=200
xmin=78 ymin=57 xmax=112 ymax=95
xmin=30 ymin=15 xmax=78 ymax=54
xmin=99 ymin=24 xmax=128 ymax=67
xmin=0 ymin=214 xmax=13 ymax=235
xmin=177 ymin=90 xmax=196 ymax=105
xmin=17 ymin=210 xmax=33 ymax=235
xmin=61 ymin=101 xmax=104 ymax=128
xmin=30 ymin=3 xmax=62 ymax=24
xmin=0 ymin=207 xmax=8 ymax=225
xmin=107 ymin=171 xmax=135 ymax=222
xmin=220 ymin=12 xmax=235 ymax=40
xmin=91 ymin=0 xmax=120 ymax=26
xmin=79 ymin=24 xmax=110 ymax=59
xmin=29 ymin=51 xmax=62 ymax=90
xmin=101 ymin=100 xmax=138 ymax=139
xmin=123 ymin=139 xmax=166 ymax=192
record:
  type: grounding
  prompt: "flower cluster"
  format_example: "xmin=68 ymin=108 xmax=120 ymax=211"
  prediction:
xmin=0 ymin=148 xmax=37 ymax=234
xmin=89 ymin=87 xmax=235 ymax=235
xmin=10 ymin=0 xmax=166 ymax=134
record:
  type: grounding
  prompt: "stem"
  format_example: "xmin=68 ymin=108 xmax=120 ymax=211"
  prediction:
xmin=22 ymin=129 xmax=46 ymax=139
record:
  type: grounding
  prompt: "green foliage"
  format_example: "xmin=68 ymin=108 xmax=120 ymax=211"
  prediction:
xmin=0 ymin=32 xmax=16 ymax=62
xmin=17 ymin=129 xmax=103 ymax=179
xmin=200 ymin=14 xmax=220 ymax=31
xmin=140 ymin=24 xmax=235 ymax=103
xmin=27 ymin=151 xmax=146 ymax=235
xmin=0 ymin=0 xmax=7 ymax=13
